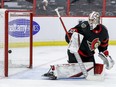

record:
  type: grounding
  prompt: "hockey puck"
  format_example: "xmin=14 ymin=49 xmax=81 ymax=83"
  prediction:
xmin=8 ymin=50 xmax=12 ymax=53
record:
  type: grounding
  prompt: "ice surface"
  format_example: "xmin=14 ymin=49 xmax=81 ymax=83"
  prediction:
xmin=0 ymin=46 xmax=116 ymax=87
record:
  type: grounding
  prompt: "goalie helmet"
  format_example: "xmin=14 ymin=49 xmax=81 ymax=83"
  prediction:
xmin=88 ymin=11 xmax=100 ymax=30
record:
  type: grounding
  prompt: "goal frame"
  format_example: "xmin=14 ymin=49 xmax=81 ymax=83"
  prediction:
xmin=4 ymin=10 xmax=33 ymax=77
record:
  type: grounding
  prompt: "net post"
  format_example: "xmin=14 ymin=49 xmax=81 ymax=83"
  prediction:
xmin=4 ymin=10 xmax=9 ymax=77
xmin=29 ymin=12 xmax=33 ymax=68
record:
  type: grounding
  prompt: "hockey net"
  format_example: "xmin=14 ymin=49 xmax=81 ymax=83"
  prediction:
xmin=0 ymin=9 xmax=33 ymax=77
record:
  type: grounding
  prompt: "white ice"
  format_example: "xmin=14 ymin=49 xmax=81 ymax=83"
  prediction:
xmin=0 ymin=46 xmax=116 ymax=87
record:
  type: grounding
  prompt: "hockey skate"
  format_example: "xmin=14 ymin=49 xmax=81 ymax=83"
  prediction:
xmin=42 ymin=66 xmax=57 ymax=80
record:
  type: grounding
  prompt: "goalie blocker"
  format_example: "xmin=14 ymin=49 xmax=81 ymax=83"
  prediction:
xmin=43 ymin=62 xmax=104 ymax=80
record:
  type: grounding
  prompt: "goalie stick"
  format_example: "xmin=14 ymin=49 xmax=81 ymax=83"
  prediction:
xmin=55 ymin=8 xmax=104 ymax=81
xmin=55 ymin=8 xmax=70 ymax=40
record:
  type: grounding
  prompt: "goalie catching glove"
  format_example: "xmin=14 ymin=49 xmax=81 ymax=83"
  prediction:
xmin=98 ymin=50 xmax=115 ymax=70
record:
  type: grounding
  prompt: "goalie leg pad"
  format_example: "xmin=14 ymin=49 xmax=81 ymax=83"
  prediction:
xmin=43 ymin=63 xmax=105 ymax=80
xmin=95 ymin=63 xmax=104 ymax=74
xmin=44 ymin=62 xmax=94 ymax=79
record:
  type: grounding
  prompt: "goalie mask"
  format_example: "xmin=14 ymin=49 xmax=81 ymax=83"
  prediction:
xmin=88 ymin=11 xmax=100 ymax=30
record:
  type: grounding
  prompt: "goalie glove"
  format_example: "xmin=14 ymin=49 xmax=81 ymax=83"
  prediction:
xmin=98 ymin=51 xmax=115 ymax=70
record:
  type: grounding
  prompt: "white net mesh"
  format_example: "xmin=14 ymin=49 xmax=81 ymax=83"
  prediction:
xmin=0 ymin=9 xmax=32 ymax=77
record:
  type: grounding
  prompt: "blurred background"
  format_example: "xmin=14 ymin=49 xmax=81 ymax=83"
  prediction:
xmin=0 ymin=0 xmax=116 ymax=16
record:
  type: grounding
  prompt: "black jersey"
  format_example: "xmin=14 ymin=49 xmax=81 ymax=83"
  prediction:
xmin=65 ymin=21 xmax=109 ymax=57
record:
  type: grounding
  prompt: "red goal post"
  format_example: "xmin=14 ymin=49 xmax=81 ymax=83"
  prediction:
xmin=0 ymin=9 xmax=33 ymax=77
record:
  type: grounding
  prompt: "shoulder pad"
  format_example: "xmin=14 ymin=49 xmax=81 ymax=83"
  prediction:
xmin=80 ymin=21 xmax=88 ymax=28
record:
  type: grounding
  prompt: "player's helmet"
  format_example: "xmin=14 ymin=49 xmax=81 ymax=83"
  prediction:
xmin=88 ymin=11 xmax=100 ymax=30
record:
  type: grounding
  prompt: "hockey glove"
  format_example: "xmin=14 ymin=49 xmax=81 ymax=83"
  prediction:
xmin=98 ymin=51 xmax=115 ymax=70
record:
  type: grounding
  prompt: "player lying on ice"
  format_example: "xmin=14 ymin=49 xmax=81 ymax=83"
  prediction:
xmin=43 ymin=11 xmax=115 ymax=80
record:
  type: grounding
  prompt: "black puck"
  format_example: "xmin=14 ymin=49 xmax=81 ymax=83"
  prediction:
xmin=8 ymin=50 xmax=12 ymax=53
